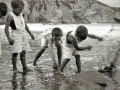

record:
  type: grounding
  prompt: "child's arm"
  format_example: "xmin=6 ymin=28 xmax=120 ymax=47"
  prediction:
xmin=68 ymin=36 xmax=92 ymax=51
xmin=88 ymin=34 xmax=103 ymax=40
xmin=25 ymin=23 xmax=34 ymax=40
xmin=48 ymin=39 xmax=57 ymax=67
xmin=4 ymin=14 xmax=14 ymax=45
xmin=55 ymin=43 xmax=62 ymax=66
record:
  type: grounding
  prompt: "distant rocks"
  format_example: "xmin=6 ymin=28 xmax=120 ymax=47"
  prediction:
xmin=0 ymin=0 xmax=120 ymax=23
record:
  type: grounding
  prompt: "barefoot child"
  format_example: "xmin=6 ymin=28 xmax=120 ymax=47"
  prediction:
xmin=5 ymin=0 xmax=34 ymax=72
xmin=33 ymin=27 xmax=63 ymax=69
xmin=60 ymin=25 xmax=103 ymax=73
xmin=0 ymin=2 xmax=7 ymax=56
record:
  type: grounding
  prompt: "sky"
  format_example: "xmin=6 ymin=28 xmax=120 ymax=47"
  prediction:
xmin=97 ymin=0 xmax=120 ymax=7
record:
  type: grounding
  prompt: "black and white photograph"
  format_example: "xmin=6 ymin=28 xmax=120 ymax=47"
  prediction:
xmin=0 ymin=0 xmax=120 ymax=90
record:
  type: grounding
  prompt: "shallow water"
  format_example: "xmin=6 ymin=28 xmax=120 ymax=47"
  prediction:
xmin=0 ymin=28 xmax=120 ymax=90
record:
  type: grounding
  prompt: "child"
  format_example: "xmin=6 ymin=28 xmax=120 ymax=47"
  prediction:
xmin=33 ymin=27 xmax=63 ymax=69
xmin=60 ymin=25 xmax=103 ymax=73
xmin=0 ymin=2 xmax=7 ymax=17
xmin=0 ymin=2 xmax=7 ymax=56
xmin=4 ymin=0 xmax=34 ymax=72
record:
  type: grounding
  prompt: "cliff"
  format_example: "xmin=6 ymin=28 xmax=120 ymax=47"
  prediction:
xmin=0 ymin=0 xmax=120 ymax=24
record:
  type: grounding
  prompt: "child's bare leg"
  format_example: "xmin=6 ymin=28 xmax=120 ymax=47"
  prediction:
xmin=20 ymin=51 xmax=30 ymax=71
xmin=52 ymin=58 xmax=57 ymax=69
xmin=75 ymin=55 xmax=81 ymax=73
xmin=60 ymin=59 xmax=70 ymax=72
xmin=33 ymin=46 xmax=46 ymax=66
xmin=56 ymin=43 xmax=62 ymax=66
xmin=12 ymin=53 xmax=18 ymax=71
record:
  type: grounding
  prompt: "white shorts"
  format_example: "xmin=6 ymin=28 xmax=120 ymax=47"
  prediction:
xmin=41 ymin=29 xmax=52 ymax=47
xmin=62 ymin=43 xmax=79 ymax=59
xmin=11 ymin=30 xmax=31 ymax=53
xmin=0 ymin=43 xmax=2 ymax=55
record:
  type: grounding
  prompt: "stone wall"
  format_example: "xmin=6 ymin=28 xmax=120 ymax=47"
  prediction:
xmin=0 ymin=0 xmax=120 ymax=24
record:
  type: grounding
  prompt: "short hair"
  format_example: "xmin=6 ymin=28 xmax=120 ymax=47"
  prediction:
xmin=11 ymin=0 xmax=24 ymax=8
xmin=52 ymin=27 xmax=63 ymax=37
xmin=76 ymin=26 xmax=88 ymax=40
xmin=0 ymin=2 xmax=7 ymax=16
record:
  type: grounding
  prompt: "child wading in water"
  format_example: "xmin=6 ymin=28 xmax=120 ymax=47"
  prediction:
xmin=60 ymin=26 xmax=103 ymax=73
xmin=0 ymin=2 xmax=7 ymax=56
xmin=5 ymin=0 xmax=34 ymax=72
xmin=33 ymin=27 xmax=63 ymax=69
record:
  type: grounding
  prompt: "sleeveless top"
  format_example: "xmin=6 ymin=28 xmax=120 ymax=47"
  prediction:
xmin=63 ymin=31 xmax=81 ymax=48
xmin=9 ymin=12 xmax=25 ymax=31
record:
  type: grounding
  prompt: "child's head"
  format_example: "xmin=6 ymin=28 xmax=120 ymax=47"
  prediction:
xmin=11 ymin=0 xmax=24 ymax=15
xmin=52 ymin=27 xmax=63 ymax=44
xmin=75 ymin=26 xmax=88 ymax=41
xmin=0 ymin=2 xmax=7 ymax=17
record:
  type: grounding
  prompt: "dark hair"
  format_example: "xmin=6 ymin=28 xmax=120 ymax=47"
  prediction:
xmin=11 ymin=0 xmax=24 ymax=8
xmin=76 ymin=26 xmax=88 ymax=40
xmin=0 ymin=2 xmax=7 ymax=16
xmin=52 ymin=27 xmax=63 ymax=37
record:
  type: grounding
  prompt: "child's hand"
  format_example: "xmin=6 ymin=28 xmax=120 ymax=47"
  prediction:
xmin=30 ymin=33 xmax=35 ymax=40
xmin=98 ymin=37 xmax=103 ymax=41
xmin=87 ymin=45 xmax=92 ymax=50
xmin=8 ymin=38 xmax=14 ymax=45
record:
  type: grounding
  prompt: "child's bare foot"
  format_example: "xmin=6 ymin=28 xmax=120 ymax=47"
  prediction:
xmin=57 ymin=68 xmax=63 ymax=73
xmin=23 ymin=68 xmax=32 ymax=72
xmin=53 ymin=63 xmax=58 ymax=69
xmin=13 ymin=69 xmax=18 ymax=73
xmin=58 ymin=69 xmax=65 ymax=74
xmin=33 ymin=62 xmax=37 ymax=66
xmin=13 ymin=69 xmax=21 ymax=73
xmin=75 ymin=71 xmax=81 ymax=74
xmin=53 ymin=66 xmax=58 ymax=69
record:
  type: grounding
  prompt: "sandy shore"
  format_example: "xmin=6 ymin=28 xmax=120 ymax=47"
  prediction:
xmin=0 ymin=23 xmax=119 ymax=37
xmin=0 ymin=23 xmax=120 ymax=90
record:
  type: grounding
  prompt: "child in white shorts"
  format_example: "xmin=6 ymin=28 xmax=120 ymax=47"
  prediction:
xmin=60 ymin=26 xmax=103 ymax=73
xmin=5 ymin=0 xmax=34 ymax=72
xmin=33 ymin=27 xmax=63 ymax=69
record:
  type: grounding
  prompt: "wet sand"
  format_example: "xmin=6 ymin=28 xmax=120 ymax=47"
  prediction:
xmin=0 ymin=24 xmax=120 ymax=90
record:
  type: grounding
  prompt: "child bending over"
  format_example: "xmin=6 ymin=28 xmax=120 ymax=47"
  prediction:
xmin=33 ymin=27 xmax=63 ymax=69
xmin=60 ymin=25 xmax=103 ymax=73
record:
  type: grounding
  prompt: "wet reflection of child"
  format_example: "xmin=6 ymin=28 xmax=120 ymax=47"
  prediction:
xmin=12 ymin=71 xmax=28 ymax=90
xmin=0 ymin=2 xmax=7 ymax=57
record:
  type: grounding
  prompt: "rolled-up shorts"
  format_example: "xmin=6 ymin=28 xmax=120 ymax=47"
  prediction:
xmin=11 ymin=30 xmax=31 ymax=53
xmin=62 ymin=43 xmax=79 ymax=59
xmin=41 ymin=29 xmax=52 ymax=47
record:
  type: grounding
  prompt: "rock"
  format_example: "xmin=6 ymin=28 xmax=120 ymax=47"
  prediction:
xmin=74 ymin=71 xmax=107 ymax=90
xmin=0 ymin=0 xmax=119 ymax=23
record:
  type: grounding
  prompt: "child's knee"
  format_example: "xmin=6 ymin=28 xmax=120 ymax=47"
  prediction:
xmin=65 ymin=58 xmax=70 ymax=62
xmin=20 ymin=51 xmax=26 ymax=55
xmin=75 ymin=55 xmax=80 ymax=59
xmin=12 ymin=53 xmax=18 ymax=57
xmin=40 ymin=46 xmax=47 ymax=51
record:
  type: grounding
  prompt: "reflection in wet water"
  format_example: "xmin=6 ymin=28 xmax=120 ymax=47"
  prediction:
xmin=12 ymin=72 xmax=17 ymax=90
xmin=12 ymin=71 xmax=29 ymax=90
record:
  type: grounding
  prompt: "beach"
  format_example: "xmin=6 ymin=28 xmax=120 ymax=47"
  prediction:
xmin=0 ymin=23 xmax=120 ymax=90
